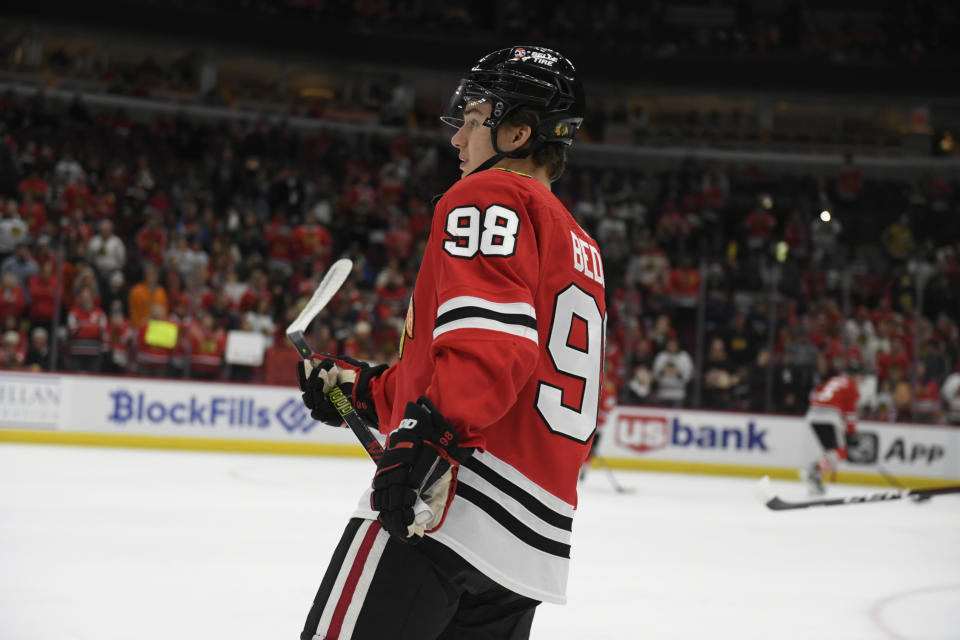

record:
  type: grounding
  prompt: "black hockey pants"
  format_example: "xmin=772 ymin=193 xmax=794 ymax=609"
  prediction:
xmin=300 ymin=518 xmax=539 ymax=640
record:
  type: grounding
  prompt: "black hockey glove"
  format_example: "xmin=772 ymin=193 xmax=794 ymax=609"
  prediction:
xmin=297 ymin=355 xmax=387 ymax=427
xmin=371 ymin=396 xmax=471 ymax=544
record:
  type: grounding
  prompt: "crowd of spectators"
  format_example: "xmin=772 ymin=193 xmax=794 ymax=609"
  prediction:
xmin=591 ymin=157 xmax=960 ymax=425
xmin=181 ymin=0 xmax=960 ymax=65
xmin=0 ymin=88 xmax=958 ymax=425
xmin=9 ymin=1 xmax=957 ymax=161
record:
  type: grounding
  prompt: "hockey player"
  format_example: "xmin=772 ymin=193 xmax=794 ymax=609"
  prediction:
xmin=581 ymin=371 xmax=618 ymax=480
xmin=801 ymin=363 xmax=862 ymax=495
xmin=297 ymin=46 xmax=605 ymax=640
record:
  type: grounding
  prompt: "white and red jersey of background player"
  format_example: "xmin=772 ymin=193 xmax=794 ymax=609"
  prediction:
xmin=363 ymin=168 xmax=607 ymax=604
xmin=809 ymin=374 xmax=860 ymax=433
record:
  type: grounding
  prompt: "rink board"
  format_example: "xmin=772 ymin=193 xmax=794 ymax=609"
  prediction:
xmin=0 ymin=371 xmax=370 ymax=456
xmin=0 ymin=371 xmax=957 ymax=487
xmin=596 ymin=405 xmax=959 ymax=488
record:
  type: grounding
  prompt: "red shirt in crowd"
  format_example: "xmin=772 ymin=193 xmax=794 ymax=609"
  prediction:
xmin=105 ymin=318 xmax=134 ymax=370
xmin=293 ymin=223 xmax=332 ymax=264
xmin=667 ymin=266 xmax=700 ymax=301
xmin=136 ymin=227 xmax=168 ymax=265
xmin=19 ymin=200 xmax=47 ymax=234
xmin=18 ymin=176 xmax=48 ymax=200
xmin=63 ymin=182 xmax=93 ymax=215
xmin=657 ymin=205 xmax=689 ymax=238
xmin=0 ymin=284 xmax=26 ymax=325
xmin=384 ymin=227 xmax=413 ymax=261
xmin=264 ymin=219 xmax=294 ymax=270
xmin=27 ymin=272 xmax=58 ymax=325
xmin=92 ymin=191 xmax=117 ymax=220
xmin=67 ymin=305 xmax=107 ymax=356
xmin=745 ymin=208 xmax=775 ymax=247
xmin=876 ymin=348 xmax=910 ymax=382
xmin=836 ymin=166 xmax=863 ymax=201
xmin=189 ymin=326 xmax=226 ymax=377
xmin=239 ymin=288 xmax=272 ymax=313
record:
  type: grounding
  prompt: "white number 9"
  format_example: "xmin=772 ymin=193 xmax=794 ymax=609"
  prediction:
xmin=535 ymin=285 xmax=605 ymax=443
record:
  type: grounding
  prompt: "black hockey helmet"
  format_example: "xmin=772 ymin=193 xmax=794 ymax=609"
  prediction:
xmin=442 ymin=45 xmax=585 ymax=161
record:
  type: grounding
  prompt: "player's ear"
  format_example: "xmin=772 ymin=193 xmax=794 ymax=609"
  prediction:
xmin=500 ymin=122 xmax=532 ymax=152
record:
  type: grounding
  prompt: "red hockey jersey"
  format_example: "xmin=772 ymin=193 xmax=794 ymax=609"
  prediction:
xmin=809 ymin=374 xmax=859 ymax=433
xmin=365 ymin=168 xmax=606 ymax=603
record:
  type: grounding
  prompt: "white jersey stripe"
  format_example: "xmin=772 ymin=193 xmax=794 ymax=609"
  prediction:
xmin=335 ymin=527 xmax=390 ymax=639
xmin=430 ymin=498 xmax=569 ymax=604
xmin=471 ymin=450 xmax=575 ymax=517
xmin=433 ymin=317 xmax=538 ymax=343
xmin=312 ymin=521 xmax=371 ymax=638
xmin=350 ymin=454 xmax=577 ymax=604
xmin=437 ymin=296 xmax=536 ymax=319
xmin=457 ymin=466 xmax=572 ymax=545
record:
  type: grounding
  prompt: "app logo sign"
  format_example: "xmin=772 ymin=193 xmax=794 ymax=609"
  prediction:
xmin=846 ymin=432 xmax=879 ymax=464
xmin=883 ymin=438 xmax=945 ymax=465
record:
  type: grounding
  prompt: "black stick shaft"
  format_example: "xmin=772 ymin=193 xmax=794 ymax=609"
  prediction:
xmin=765 ymin=483 xmax=960 ymax=511
xmin=327 ymin=385 xmax=384 ymax=462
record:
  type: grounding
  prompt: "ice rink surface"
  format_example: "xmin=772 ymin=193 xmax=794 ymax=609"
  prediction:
xmin=1 ymin=443 xmax=958 ymax=640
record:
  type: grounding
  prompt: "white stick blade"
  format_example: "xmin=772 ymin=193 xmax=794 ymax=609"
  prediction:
xmin=285 ymin=258 xmax=353 ymax=336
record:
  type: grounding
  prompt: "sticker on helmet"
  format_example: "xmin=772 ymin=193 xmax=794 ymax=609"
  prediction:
xmin=511 ymin=47 xmax=558 ymax=67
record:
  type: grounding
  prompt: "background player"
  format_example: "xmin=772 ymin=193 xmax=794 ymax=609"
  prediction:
xmin=297 ymin=45 xmax=606 ymax=640
xmin=801 ymin=362 xmax=862 ymax=495
xmin=581 ymin=370 xmax=618 ymax=480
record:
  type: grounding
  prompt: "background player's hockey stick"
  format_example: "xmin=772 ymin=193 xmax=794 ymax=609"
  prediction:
xmin=757 ymin=475 xmax=960 ymax=511
xmin=595 ymin=455 xmax=635 ymax=494
xmin=285 ymin=258 xmax=432 ymax=526
xmin=845 ymin=433 xmax=923 ymax=499
xmin=874 ymin=464 xmax=931 ymax=502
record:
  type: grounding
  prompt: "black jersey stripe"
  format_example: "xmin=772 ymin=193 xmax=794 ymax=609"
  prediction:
xmin=456 ymin=483 xmax=571 ymax=559
xmin=435 ymin=306 xmax=538 ymax=331
xmin=462 ymin=456 xmax=573 ymax=531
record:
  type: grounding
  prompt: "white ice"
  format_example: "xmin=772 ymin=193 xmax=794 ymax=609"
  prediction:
xmin=1 ymin=444 xmax=958 ymax=640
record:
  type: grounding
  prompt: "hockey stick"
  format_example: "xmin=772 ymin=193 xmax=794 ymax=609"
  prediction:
xmin=286 ymin=258 xmax=354 ymax=359
xmin=758 ymin=476 xmax=960 ymax=511
xmin=876 ymin=465 xmax=905 ymax=489
xmin=285 ymin=259 xmax=383 ymax=461
xmin=325 ymin=385 xmax=385 ymax=462
xmin=284 ymin=258 xmax=432 ymax=526
xmin=594 ymin=455 xmax=636 ymax=494
xmin=875 ymin=464 xmax=932 ymax=503
xmin=325 ymin=384 xmax=437 ymax=527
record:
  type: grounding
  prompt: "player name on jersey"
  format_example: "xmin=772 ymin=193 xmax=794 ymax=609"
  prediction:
xmin=570 ymin=230 xmax=604 ymax=286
